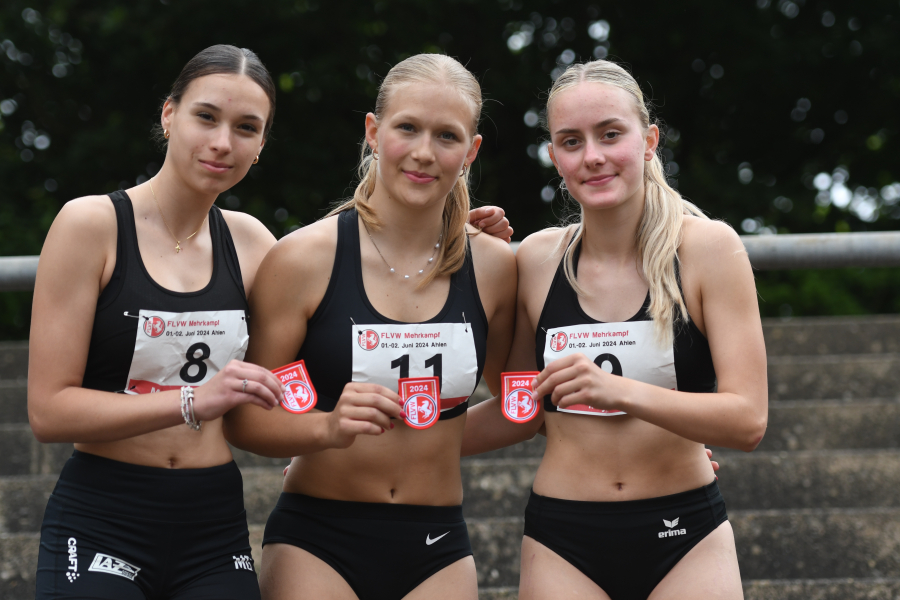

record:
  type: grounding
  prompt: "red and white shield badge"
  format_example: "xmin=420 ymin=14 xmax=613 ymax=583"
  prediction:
xmin=550 ymin=332 xmax=568 ymax=352
xmin=357 ymin=329 xmax=380 ymax=351
xmin=143 ymin=316 xmax=165 ymax=338
xmin=272 ymin=360 xmax=318 ymax=414
xmin=398 ymin=377 xmax=440 ymax=430
xmin=501 ymin=371 xmax=540 ymax=423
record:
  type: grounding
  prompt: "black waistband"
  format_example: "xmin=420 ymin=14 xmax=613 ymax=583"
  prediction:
xmin=275 ymin=492 xmax=464 ymax=523
xmin=52 ymin=450 xmax=245 ymax=522
xmin=528 ymin=480 xmax=722 ymax=515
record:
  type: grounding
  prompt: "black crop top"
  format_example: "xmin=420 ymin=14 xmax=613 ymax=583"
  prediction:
xmin=82 ymin=191 xmax=249 ymax=394
xmin=296 ymin=209 xmax=489 ymax=420
xmin=536 ymin=240 xmax=716 ymax=415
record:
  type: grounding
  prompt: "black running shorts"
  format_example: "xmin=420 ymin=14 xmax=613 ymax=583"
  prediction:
xmin=35 ymin=451 xmax=260 ymax=600
xmin=263 ymin=492 xmax=472 ymax=600
xmin=523 ymin=480 xmax=728 ymax=600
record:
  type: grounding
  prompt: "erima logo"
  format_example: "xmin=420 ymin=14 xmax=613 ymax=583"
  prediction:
xmin=658 ymin=518 xmax=687 ymax=538
xmin=89 ymin=553 xmax=140 ymax=581
xmin=234 ymin=555 xmax=254 ymax=571
xmin=65 ymin=538 xmax=79 ymax=582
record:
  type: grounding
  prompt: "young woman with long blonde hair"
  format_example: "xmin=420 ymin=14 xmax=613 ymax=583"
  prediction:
xmin=225 ymin=54 xmax=517 ymax=600
xmin=464 ymin=59 xmax=767 ymax=600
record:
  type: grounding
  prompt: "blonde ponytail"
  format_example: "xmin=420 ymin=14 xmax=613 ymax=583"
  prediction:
xmin=327 ymin=54 xmax=481 ymax=289
xmin=548 ymin=60 xmax=709 ymax=346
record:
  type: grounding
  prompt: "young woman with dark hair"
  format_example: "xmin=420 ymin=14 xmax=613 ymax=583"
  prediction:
xmin=28 ymin=43 xmax=512 ymax=599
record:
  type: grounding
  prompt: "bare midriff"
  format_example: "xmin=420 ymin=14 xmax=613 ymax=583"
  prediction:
xmin=76 ymin=418 xmax=233 ymax=469
xmin=533 ymin=412 xmax=715 ymax=502
xmin=284 ymin=412 xmax=466 ymax=505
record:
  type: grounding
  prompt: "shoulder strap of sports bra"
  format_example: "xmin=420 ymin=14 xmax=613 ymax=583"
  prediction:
xmin=97 ymin=191 xmax=132 ymax=308
xmin=209 ymin=205 xmax=247 ymax=300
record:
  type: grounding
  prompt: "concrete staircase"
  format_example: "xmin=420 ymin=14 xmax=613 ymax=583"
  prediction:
xmin=1 ymin=315 xmax=899 ymax=599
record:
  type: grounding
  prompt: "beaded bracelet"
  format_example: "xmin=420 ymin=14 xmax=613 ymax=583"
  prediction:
xmin=180 ymin=386 xmax=202 ymax=431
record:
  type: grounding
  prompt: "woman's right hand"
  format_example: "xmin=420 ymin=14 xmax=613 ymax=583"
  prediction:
xmin=324 ymin=382 xmax=404 ymax=448
xmin=191 ymin=359 xmax=284 ymax=421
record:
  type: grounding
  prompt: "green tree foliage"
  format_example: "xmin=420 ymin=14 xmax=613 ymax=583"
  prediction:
xmin=1 ymin=0 xmax=899 ymax=338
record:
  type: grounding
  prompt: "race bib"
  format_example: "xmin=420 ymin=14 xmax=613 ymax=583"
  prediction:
xmin=399 ymin=377 xmax=440 ymax=430
xmin=352 ymin=323 xmax=477 ymax=410
xmin=543 ymin=321 xmax=676 ymax=416
xmin=125 ymin=310 xmax=248 ymax=394
xmin=502 ymin=372 xmax=540 ymax=423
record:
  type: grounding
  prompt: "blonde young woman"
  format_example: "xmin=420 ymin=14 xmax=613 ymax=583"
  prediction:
xmin=224 ymin=54 xmax=517 ymax=600
xmin=464 ymin=60 xmax=768 ymax=600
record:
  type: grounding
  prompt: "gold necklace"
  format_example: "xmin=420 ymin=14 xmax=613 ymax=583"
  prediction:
xmin=148 ymin=179 xmax=206 ymax=254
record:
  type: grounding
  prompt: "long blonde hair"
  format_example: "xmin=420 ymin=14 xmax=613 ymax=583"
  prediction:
xmin=327 ymin=54 xmax=482 ymax=289
xmin=546 ymin=60 xmax=708 ymax=346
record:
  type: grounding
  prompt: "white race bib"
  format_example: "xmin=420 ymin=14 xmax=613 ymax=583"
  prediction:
xmin=125 ymin=309 xmax=248 ymax=394
xmin=351 ymin=323 xmax=477 ymax=409
xmin=544 ymin=320 xmax=676 ymax=416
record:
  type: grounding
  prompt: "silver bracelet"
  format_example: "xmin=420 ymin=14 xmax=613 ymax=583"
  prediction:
xmin=180 ymin=386 xmax=201 ymax=431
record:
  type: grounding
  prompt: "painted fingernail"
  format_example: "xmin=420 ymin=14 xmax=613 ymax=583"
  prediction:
xmin=400 ymin=410 xmax=408 ymax=419
xmin=390 ymin=423 xmax=395 ymax=429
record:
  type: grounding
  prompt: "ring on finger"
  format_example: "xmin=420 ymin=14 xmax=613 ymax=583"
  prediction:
xmin=242 ymin=379 xmax=248 ymax=393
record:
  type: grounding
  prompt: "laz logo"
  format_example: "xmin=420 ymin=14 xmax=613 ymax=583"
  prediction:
xmin=143 ymin=316 xmax=165 ymax=338
xmin=233 ymin=555 xmax=254 ymax=571
xmin=89 ymin=553 xmax=141 ymax=580
xmin=357 ymin=329 xmax=379 ymax=351
xmin=550 ymin=331 xmax=568 ymax=352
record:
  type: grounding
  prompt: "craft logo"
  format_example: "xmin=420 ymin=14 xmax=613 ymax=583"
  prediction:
xmin=357 ymin=329 xmax=379 ymax=351
xmin=658 ymin=518 xmax=686 ymax=538
xmin=89 ymin=553 xmax=141 ymax=581
xmin=66 ymin=537 xmax=79 ymax=582
xmin=550 ymin=331 xmax=568 ymax=352
xmin=505 ymin=389 xmax=537 ymax=422
xmin=284 ymin=380 xmax=315 ymax=412
xmin=405 ymin=394 xmax=438 ymax=428
xmin=143 ymin=316 xmax=165 ymax=338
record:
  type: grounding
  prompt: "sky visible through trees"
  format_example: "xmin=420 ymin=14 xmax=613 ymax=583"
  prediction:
xmin=1 ymin=0 xmax=899 ymax=338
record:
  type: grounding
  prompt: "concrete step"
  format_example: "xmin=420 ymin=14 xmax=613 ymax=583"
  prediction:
xmin=479 ymin=578 xmax=900 ymax=600
xmin=763 ymin=315 xmax=900 ymax=357
xmin=0 ymin=342 xmax=28 ymax=381
xmin=461 ymin=449 xmax=900 ymax=519
xmin=768 ymin=354 xmax=900 ymax=401
xmin=466 ymin=508 xmax=900 ymax=587
xmin=6 ymin=448 xmax=894 ymax=533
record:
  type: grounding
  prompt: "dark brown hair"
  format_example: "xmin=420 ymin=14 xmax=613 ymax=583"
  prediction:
xmin=154 ymin=44 xmax=276 ymax=143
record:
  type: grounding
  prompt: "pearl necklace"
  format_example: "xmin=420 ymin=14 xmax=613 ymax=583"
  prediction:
xmin=362 ymin=220 xmax=442 ymax=280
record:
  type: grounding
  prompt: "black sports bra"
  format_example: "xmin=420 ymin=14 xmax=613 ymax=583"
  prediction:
xmin=296 ymin=209 xmax=489 ymax=420
xmin=536 ymin=239 xmax=716 ymax=414
xmin=82 ymin=191 xmax=249 ymax=394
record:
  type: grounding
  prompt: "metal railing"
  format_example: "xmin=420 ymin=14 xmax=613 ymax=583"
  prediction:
xmin=3 ymin=231 xmax=900 ymax=292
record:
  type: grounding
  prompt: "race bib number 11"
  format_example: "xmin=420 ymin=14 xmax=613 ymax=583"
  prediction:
xmin=272 ymin=360 xmax=318 ymax=414
xmin=399 ymin=377 xmax=440 ymax=430
xmin=502 ymin=372 xmax=540 ymax=423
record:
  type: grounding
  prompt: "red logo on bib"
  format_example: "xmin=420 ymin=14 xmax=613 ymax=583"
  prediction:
xmin=398 ymin=377 xmax=440 ymax=430
xmin=357 ymin=329 xmax=380 ymax=351
xmin=550 ymin=332 xmax=568 ymax=352
xmin=143 ymin=316 xmax=165 ymax=338
xmin=501 ymin=372 xmax=540 ymax=423
xmin=272 ymin=360 xmax=318 ymax=414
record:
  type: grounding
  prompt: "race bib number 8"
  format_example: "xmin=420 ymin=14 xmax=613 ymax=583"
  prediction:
xmin=351 ymin=323 xmax=477 ymax=411
xmin=543 ymin=321 xmax=676 ymax=416
xmin=125 ymin=309 xmax=248 ymax=394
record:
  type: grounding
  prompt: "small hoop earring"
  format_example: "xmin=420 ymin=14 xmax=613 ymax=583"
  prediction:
xmin=372 ymin=150 xmax=379 ymax=160
xmin=253 ymin=155 xmax=259 ymax=165
xmin=164 ymin=129 xmax=170 ymax=139
xmin=460 ymin=164 xmax=469 ymax=178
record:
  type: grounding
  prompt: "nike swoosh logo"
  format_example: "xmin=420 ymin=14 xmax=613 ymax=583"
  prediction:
xmin=426 ymin=532 xmax=450 ymax=545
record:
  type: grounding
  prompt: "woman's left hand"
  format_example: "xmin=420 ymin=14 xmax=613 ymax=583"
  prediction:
xmin=468 ymin=206 xmax=513 ymax=243
xmin=532 ymin=353 xmax=629 ymax=412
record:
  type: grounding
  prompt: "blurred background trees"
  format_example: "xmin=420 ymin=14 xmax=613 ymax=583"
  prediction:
xmin=1 ymin=0 xmax=899 ymax=339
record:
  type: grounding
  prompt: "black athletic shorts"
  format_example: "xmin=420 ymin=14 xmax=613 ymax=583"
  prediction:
xmin=35 ymin=450 xmax=260 ymax=600
xmin=524 ymin=480 xmax=728 ymax=600
xmin=263 ymin=493 xmax=472 ymax=600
